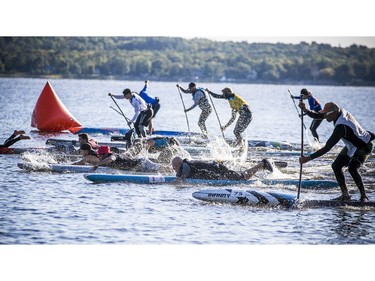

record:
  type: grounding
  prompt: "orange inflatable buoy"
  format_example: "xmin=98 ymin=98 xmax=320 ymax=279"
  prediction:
xmin=31 ymin=81 xmax=82 ymax=132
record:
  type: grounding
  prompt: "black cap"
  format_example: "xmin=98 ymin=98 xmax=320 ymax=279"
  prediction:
xmin=300 ymin=88 xmax=309 ymax=96
xmin=188 ymin=82 xmax=196 ymax=89
xmin=122 ymin=88 xmax=131 ymax=95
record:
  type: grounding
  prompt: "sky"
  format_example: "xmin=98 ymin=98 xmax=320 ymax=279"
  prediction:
xmin=2 ymin=1 xmax=374 ymax=48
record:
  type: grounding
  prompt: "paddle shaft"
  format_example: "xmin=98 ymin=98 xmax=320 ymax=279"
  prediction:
xmin=288 ymin=89 xmax=307 ymax=130
xmin=297 ymin=95 xmax=304 ymax=199
xmin=207 ymin=92 xmax=225 ymax=138
xmin=177 ymin=87 xmax=191 ymax=133
xmin=109 ymin=94 xmax=132 ymax=129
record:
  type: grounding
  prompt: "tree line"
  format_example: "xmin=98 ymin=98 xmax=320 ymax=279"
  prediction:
xmin=0 ymin=37 xmax=374 ymax=85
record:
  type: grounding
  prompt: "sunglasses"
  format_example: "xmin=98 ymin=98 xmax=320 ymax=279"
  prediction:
xmin=324 ymin=110 xmax=336 ymax=117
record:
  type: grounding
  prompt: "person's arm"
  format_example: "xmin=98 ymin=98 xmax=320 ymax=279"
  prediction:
xmin=176 ymin=84 xmax=191 ymax=94
xmin=72 ymin=158 xmax=85 ymax=165
xmin=97 ymin=155 xmax=116 ymax=166
xmin=309 ymin=125 xmax=345 ymax=159
xmin=206 ymin=89 xmax=225 ymax=99
xmin=109 ymin=94 xmax=125 ymax=99
xmin=222 ymin=109 xmax=237 ymax=129
xmin=299 ymin=101 xmax=325 ymax=119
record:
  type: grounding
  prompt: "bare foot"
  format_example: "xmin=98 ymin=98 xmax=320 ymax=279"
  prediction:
xmin=14 ymin=130 xmax=26 ymax=135
xmin=20 ymin=135 xmax=31 ymax=140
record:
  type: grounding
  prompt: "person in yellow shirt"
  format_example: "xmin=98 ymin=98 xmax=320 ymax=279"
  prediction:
xmin=206 ymin=87 xmax=252 ymax=146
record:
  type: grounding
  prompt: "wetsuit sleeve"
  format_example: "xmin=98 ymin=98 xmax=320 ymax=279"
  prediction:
xmin=224 ymin=109 xmax=237 ymax=127
xmin=292 ymin=95 xmax=303 ymax=100
xmin=309 ymin=125 xmax=345 ymax=160
xmin=179 ymin=87 xmax=191 ymax=94
xmin=304 ymin=109 xmax=325 ymax=120
xmin=208 ymin=91 xmax=225 ymax=99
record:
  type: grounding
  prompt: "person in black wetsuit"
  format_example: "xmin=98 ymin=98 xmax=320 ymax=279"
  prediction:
xmin=299 ymin=101 xmax=375 ymax=202
xmin=95 ymin=145 xmax=171 ymax=173
xmin=171 ymin=156 xmax=273 ymax=181
xmin=0 ymin=130 xmax=30 ymax=149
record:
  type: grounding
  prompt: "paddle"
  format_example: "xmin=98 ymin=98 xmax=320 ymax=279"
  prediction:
xmin=288 ymin=89 xmax=307 ymax=130
xmin=108 ymin=93 xmax=132 ymax=129
xmin=176 ymin=86 xmax=191 ymax=133
xmin=206 ymin=89 xmax=225 ymax=139
xmin=297 ymin=95 xmax=304 ymax=199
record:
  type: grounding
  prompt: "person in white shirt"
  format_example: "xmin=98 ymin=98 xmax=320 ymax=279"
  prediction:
xmin=109 ymin=88 xmax=153 ymax=138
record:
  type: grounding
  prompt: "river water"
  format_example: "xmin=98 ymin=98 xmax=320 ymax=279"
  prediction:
xmin=1 ymin=77 xmax=375 ymax=279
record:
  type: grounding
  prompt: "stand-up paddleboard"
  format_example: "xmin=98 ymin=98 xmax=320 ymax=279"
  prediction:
xmin=69 ymin=126 xmax=202 ymax=137
xmin=83 ymin=173 xmax=338 ymax=188
xmin=191 ymin=189 xmax=375 ymax=209
xmin=17 ymin=163 xmax=115 ymax=173
xmin=0 ymin=147 xmax=48 ymax=154
xmin=192 ymin=189 xmax=296 ymax=207
xmin=31 ymin=81 xmax=81 ymax=132
xmin=45 ymin=138 xmax=129 ymax=148
xmin=297 ymin=199 xmax=375 ymax=208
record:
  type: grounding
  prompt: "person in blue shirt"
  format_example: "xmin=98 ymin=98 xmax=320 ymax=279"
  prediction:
xmin=139 ymin=80 xmax=160 ymax=135
xmin=292 ymin=88 xmax=323 ymax=141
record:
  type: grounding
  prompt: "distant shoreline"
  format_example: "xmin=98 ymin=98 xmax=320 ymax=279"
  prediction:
xmin=1 ymin=74 xmax=374 ymax=87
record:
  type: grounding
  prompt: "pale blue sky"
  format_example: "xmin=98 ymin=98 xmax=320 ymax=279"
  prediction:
xmin=3 ymin=1 xmax=374 ymax=48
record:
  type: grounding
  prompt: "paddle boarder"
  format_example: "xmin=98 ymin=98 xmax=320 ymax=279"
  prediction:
xmin=139 ymin=80 xmax=160 ymax=135
xmin=109 ymin=89 xmax=153 ymax=138
xmin=95 ymin=145 xmax=171 ymax=173
xmin=78 ymin=133 xmax=99 ymax=149
xmin=171 ymin=156 xmax=273 ymax=181
xmin=291 ymin=88 xmax=323 ymax=142
xmin=176 ymin=82 xmax=212 ymax=138
xmin=299 ymin=101 xmax=375 ymax=202
xmin=0 ymin=130 xmax=30 ymax=150
xmin=206 ymin=87 xmax=252 ymax=146
xmin=72 ymin=143 xmax=99 ymax=165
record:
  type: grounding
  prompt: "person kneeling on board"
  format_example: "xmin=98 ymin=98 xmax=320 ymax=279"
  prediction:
xmin=171 ymin=156 xmax=273 ymax=181
xmin=72 ymin=143 xmax=99 ymax=165
xmin=299 ymin=101 xmax=374 ymax=202
xmin=94 ymin=145 xmax=171 ymax=173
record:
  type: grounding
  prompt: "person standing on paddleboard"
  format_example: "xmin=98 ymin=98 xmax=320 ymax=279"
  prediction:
xmin=292 ymin=88 xmax=323 ymax=142
xmin=139 ymin=80 xmax=160 ymax=135
xmin=206 ymin=87 xmax=252 ymax=146
xmin=176 ymin=82 xmax=212 ymax=138
xmin=109 ymin=89 xmax=153 ymax=138
xmin=299 ymin=101 xmax=375 ymax=202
